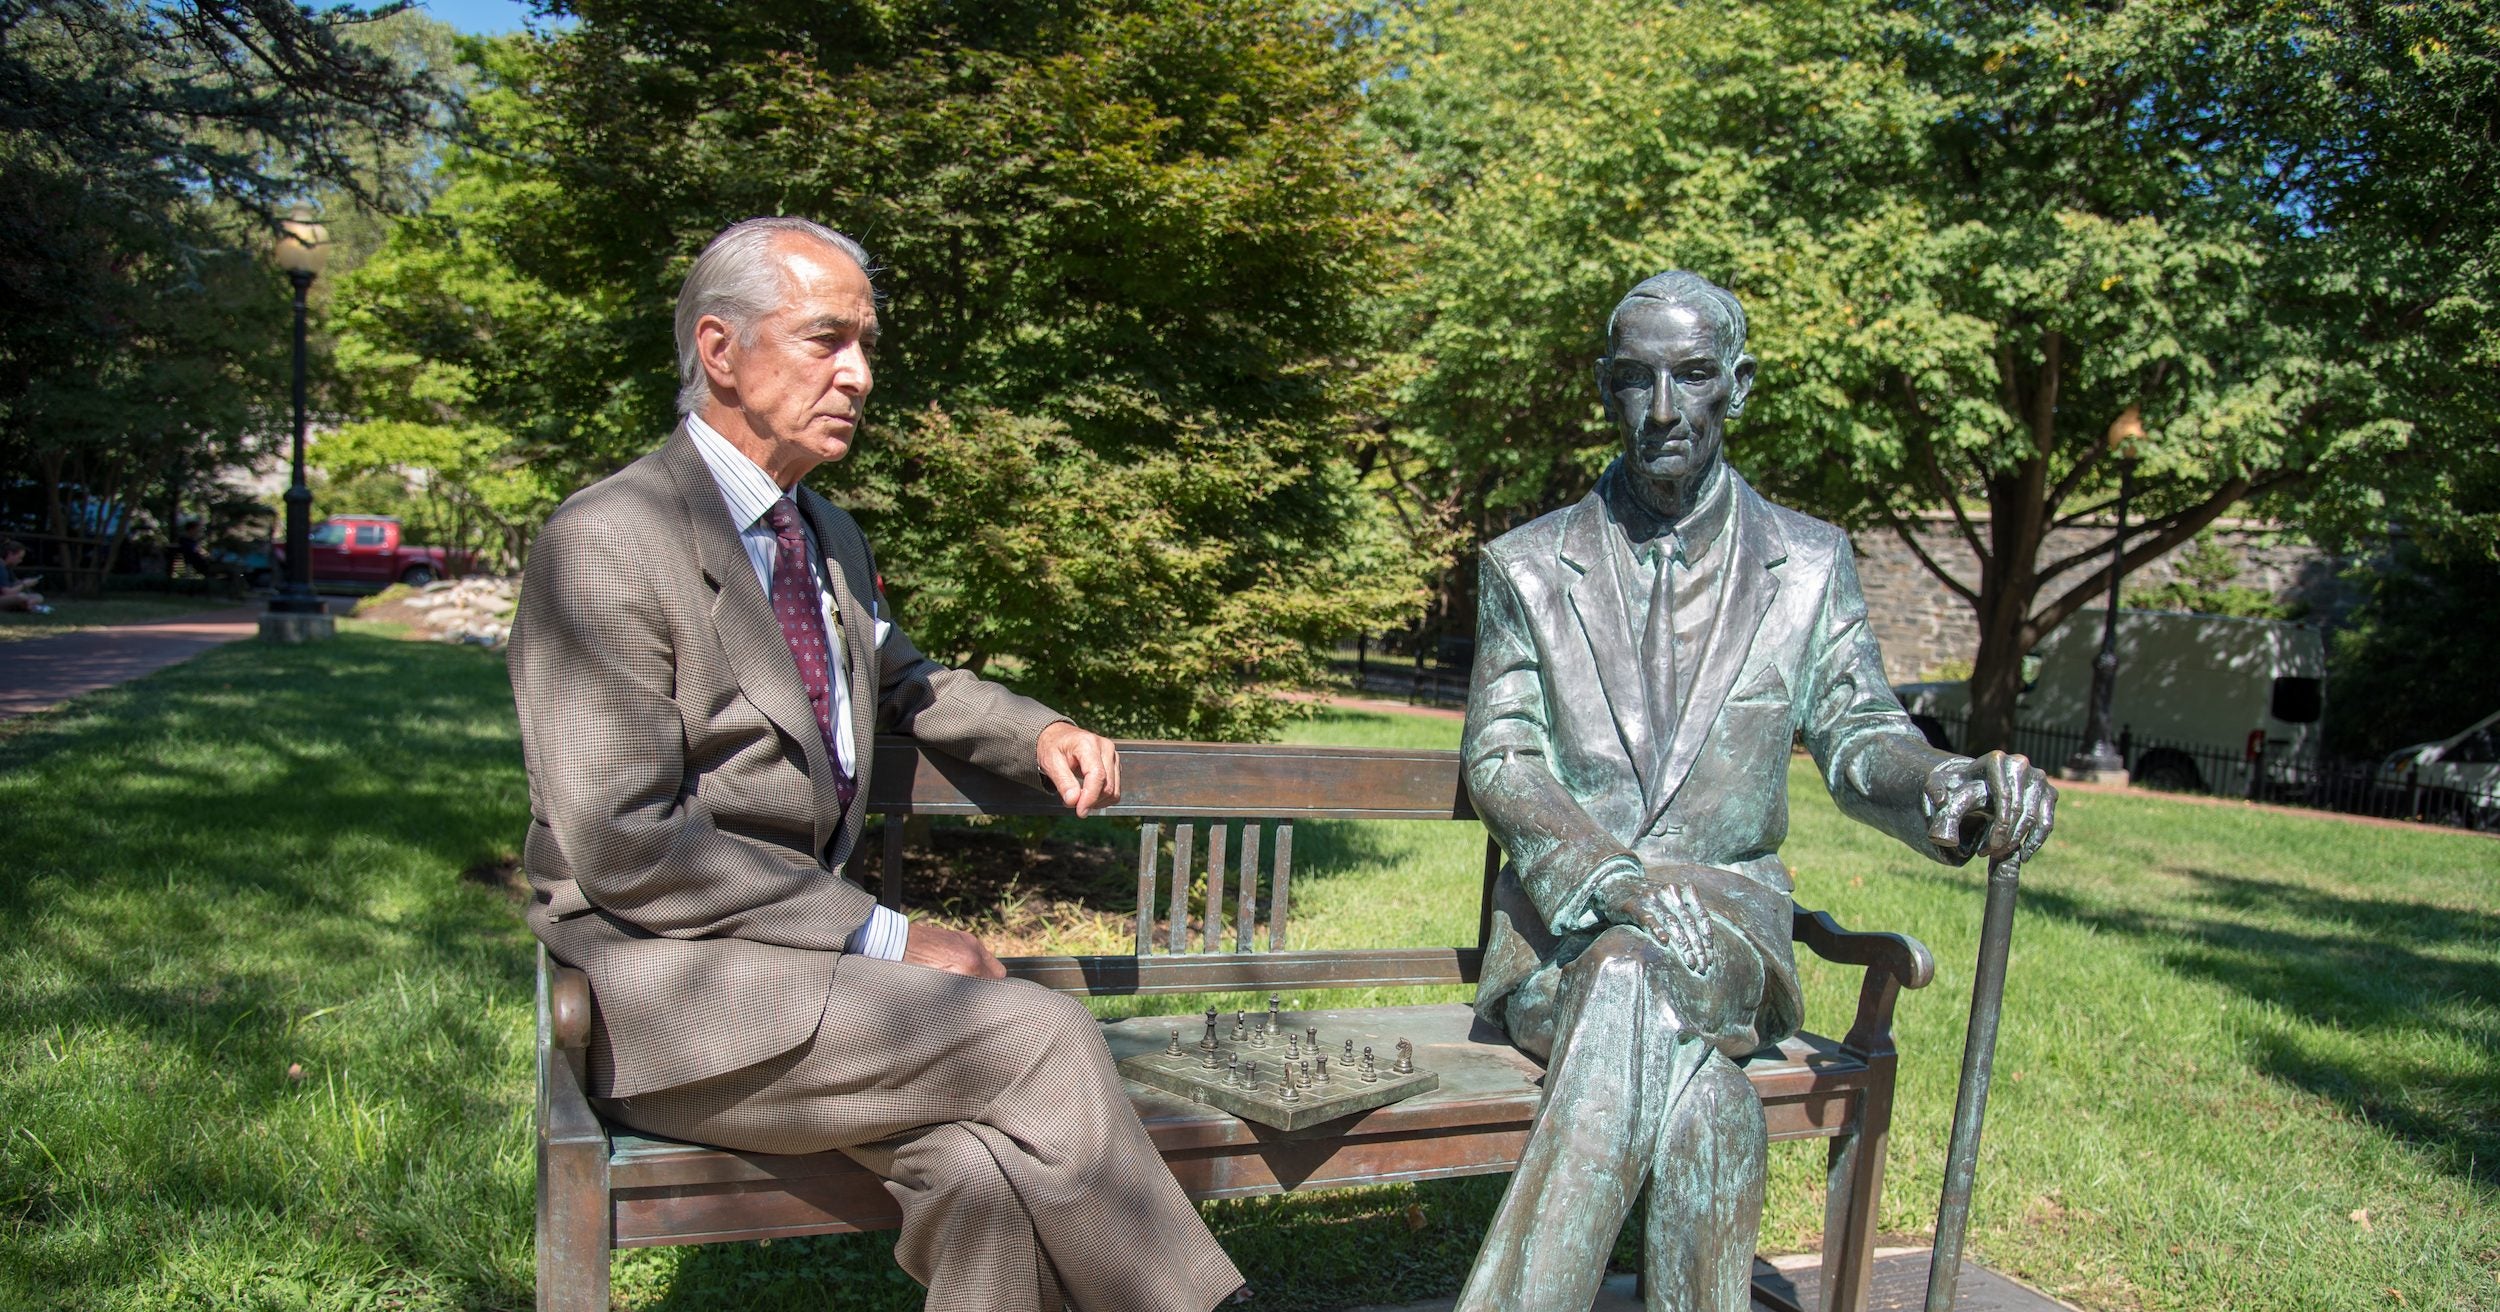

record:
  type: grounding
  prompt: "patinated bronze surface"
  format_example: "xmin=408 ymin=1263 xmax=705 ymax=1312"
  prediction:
xmin=1458 ymin=271 xmax=2056 ymax=1312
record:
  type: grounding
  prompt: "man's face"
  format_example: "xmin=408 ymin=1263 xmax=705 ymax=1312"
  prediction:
xmin=699 ymin=237 xmax=878 ymax=471
xmin=1597 ymin=299 xmax=1754 ymax=489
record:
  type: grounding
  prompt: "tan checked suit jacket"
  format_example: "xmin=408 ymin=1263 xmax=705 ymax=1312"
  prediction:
xmin=509 ymin=424 xmax=1067 ymax=1099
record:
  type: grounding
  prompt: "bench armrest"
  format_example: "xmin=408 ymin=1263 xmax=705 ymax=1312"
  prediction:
xmin=1790 ymin=906 xmax=1933 ymax=1062
xmin=549 ymin=964 xmax=594 ymax=1053
xmin=1791 ymin=908 xmax=1934 ymax=989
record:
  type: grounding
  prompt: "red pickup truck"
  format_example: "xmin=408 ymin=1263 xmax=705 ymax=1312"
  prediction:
xmin=293 ymin=515 xmax=474 ymax=590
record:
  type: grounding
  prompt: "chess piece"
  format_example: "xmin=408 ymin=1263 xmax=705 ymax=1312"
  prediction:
xmin=1281 ymin=1077 xmax=1300 ymax=1103
xmin=1267 ymin=994 xmax=1282 ymax=1035
xmin=1232 ymin=1011 xmax=1248 ymax=1043
xmin=1201 ymin=1008 xmax=1220 ymax=1052
xmin=1286 ymin=1033 xmax=1301 ymax=1060
xmin=1315 ymin=1056 xmax=1331 ymax=1085
xmin=1342 ymin=1038 xmax=1356 ymax=1067
xmin=1307 ymin=1026 xmax=1319 ymax=1053
xmin=1297 ymin=1060 xmax=1313 ymax=1089
xmin=1226 ymin=1055 xmax=1242 ymax=1087
xmin=1395 ymin=1039 xmax=1415 ymax=1075
xmin=1361 ymin=1046 xmax=1378 ymax=1083
xmin=1202 ymin=1041 xmax=1222 ymax=1071
xmin=1167 ymin=1029 xmax=1183 ymax=1057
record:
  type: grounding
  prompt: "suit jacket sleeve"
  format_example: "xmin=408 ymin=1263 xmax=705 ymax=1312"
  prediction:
xmin=1795 ymin=535 xmax=1969 ymax=865
xmin=511 ymin=507 xmax=882 ymax=951
xmin=1462 ymin=551 xmax=1642 ymax=935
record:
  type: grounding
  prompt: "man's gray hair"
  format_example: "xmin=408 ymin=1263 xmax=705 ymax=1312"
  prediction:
xmin=1605 ymin=270 xmax=1749 ymax=368
xmin=674 ymin=217 xmax=875 ymax=416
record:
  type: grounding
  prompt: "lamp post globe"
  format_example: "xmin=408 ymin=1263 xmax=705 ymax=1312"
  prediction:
xmin=260 ymin=204 xmax=336 ymax=642
xmin=2062 ymin=406 xmax=2145 ymax=783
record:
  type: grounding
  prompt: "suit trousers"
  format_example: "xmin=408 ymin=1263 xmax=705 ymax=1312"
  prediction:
xmin=595 ymin=954 xmax=1243 ymax=1312
xmin=1457 ymin=923 xmax=1770 ymax=1312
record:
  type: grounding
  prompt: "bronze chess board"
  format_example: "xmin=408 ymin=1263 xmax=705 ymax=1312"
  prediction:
xmin=1116 ymin=998 xmax=1439 ymax=1132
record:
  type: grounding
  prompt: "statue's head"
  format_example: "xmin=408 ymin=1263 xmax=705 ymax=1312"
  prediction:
xmin=1594 ymin=271 xmax=1756 ymax=499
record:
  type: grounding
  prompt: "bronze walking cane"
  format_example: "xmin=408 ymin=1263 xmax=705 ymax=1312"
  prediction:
xmin=1923 ymin=814 xmax=2029 ymax=1312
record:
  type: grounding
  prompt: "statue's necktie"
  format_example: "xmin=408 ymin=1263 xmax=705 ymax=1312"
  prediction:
xmin=1641 ymin=537 xmax=1679 ymax=763
xmin=762 ymin=497 xmax=856 ymax=813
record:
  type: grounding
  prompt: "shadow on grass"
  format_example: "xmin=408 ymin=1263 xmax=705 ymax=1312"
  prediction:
xmin=2008 ymin=866 xmax=2499 ymax=1191
xmin=0 ymin=632 xmax=539 ymax=1305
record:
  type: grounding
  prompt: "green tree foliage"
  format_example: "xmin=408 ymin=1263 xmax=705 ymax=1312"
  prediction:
xmin=2119 ymin=530 xmax=2295 ymax=620
xmin=1367 ymin=0 xmax=2499 ymax=750
xmin=338 ymin=0 xmax=1430 ymax=739
xmin=0 ymin=0 xmax=451 ymax=591
xmin=313 ymin=419 xmax=557 ymax=571
xmin=2327 ymin=540 xmax=2500 ymax=759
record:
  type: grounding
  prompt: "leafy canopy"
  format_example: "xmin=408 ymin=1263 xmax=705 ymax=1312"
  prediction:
xmin=1368 ymin=0 xmax=2499 ymax=748
xmin=338 ymin=0 xmax=1431 ymax=738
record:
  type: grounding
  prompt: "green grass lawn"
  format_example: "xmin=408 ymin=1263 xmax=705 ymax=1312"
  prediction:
xmin=0 ymin=644 xmax=2492 ymax=1310
xmin=0 ymin=594 xmax=242 ymax=642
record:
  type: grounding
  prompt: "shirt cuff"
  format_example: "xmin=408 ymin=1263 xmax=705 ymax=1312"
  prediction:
xmin=847 ymin=904 xmax=911 ymax=961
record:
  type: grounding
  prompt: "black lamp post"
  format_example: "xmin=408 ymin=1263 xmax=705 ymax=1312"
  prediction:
xmin=260 ymin=205 xmax=335 ymax=642
xmin=2064 ymin=407 xmax=2143 ymax=782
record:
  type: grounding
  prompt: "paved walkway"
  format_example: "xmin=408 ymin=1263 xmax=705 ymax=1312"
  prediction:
xmin=0 ymin=606 xmax=269 ymax=720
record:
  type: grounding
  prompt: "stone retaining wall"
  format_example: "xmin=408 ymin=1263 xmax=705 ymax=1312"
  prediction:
xmin=1854 ymin=516 xmax=2353 ymax=683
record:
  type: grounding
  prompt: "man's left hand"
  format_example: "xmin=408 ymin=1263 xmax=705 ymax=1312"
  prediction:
xmin=1038 ymin=722 xmax=1122 ymax=818
xmin=1925 ymin=750 xmax=2056 ymax=861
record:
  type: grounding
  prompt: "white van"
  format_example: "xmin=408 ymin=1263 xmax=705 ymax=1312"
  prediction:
xmin=1893 ymin=609 xmax=2329 ymax=794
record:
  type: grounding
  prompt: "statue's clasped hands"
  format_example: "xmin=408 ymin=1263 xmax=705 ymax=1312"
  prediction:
xmin=1924 ymin=750 xmax=2057 ymax=861
xmin=1592 ymin=863 xmax=1719 ymax=977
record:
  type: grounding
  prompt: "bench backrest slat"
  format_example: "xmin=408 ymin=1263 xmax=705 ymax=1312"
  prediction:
xmin=869 ymin=740 xmax=1477 ymax=820
xmin=1134 ymin=820 xmax=1160 ymax=957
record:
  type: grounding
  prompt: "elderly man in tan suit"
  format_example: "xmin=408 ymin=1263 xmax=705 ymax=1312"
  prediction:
xmin=509 ymin=216 xmax=1244 ymax=1312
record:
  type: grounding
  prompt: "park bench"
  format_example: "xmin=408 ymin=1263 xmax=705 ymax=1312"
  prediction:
xmin=536 ymin=739 xmax=1936 ymax=1312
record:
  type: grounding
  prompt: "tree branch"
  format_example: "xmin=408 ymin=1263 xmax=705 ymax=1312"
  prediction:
xmin=2028 ymin=476 xmax=2276 ymax=638
xmin=1882 ymin=507 xmax=1980 ymax=608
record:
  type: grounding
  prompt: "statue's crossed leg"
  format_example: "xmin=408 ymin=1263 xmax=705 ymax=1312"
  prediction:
xmin=1459 ymin=923 xmax=1770 ymax=1312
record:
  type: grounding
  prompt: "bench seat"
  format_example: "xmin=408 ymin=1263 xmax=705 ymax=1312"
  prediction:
xmin=599 ymin=1005 xmax=1873 ymax=1248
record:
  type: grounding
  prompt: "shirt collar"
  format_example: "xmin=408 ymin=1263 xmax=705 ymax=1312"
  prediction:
xmin=685 ymin=413 xmax=790 ymax=531
xmin=1599 ymin=459 xmax=1732 ymax=565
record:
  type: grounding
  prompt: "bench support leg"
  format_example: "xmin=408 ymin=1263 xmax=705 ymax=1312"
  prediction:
xmin=538 ymin=1130 xmax=611 ymax=1312
xmin=1818 ymin=1062 xmax=1896 ymax=1312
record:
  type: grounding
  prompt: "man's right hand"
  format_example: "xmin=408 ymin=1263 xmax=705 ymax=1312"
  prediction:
xmin=899 ymin=921 xmax=1009 ymax=979
xmin=1591 ymin=862 xmax=1718 ymax=977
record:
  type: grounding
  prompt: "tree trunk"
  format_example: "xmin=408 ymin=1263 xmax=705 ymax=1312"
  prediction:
xmin=1963 ymin=473 xmax=2048 ymax=753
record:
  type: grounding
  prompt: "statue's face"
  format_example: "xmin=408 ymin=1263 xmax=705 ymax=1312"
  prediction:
xmin=1597 ymin=300 xmax=1754 ymax=489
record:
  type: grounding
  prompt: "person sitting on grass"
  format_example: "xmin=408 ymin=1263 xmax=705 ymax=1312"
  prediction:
xmin=0 ymin=539 xmax=50 ymax=614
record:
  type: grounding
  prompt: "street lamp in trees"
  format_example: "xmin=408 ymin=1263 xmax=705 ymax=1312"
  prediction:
xmin=2062 ymin=407 xmax=2145 ymax=783
xmin=260 ymin=204 xmax=336 ymax=643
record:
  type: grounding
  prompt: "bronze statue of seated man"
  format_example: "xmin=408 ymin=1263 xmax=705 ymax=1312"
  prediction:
xmin=1457 ymin=271 xmax=2056 ymax=1312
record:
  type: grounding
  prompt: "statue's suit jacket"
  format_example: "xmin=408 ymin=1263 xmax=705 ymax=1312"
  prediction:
xmin=1465 ymin=467 xmax=1962 ymax=1055
xmin=509 ymin=425 xmax=1067 ymax=1099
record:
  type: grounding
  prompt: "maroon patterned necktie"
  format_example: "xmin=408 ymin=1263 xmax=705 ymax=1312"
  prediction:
xmin=762 ymin=497 xmax=856 ymax=812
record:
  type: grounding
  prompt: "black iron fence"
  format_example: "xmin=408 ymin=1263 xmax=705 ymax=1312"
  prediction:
xmin=1926 ymin=712 xmax=2496 ymax=832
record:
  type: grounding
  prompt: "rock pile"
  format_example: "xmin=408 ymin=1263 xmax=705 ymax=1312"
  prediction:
xmin=397 ymin=576 xmax=519 ymax=648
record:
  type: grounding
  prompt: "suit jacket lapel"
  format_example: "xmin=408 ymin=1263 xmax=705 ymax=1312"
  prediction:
xmin=657 ymin=427 xmax=841 ymax=853
xmin=798 ymin=487 xmax=875 ymax=862
xmin=1559 ymin=492 xmax=1654 ymax=793
xmin=1647 ymin=475 xmax=1787 ymax=828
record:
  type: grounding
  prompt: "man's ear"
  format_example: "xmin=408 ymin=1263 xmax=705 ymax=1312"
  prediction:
xmin=696 ymin=314 xmax=740 ymax=396
xmin=1726 ymin=355 xmax=1758 ymax=418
